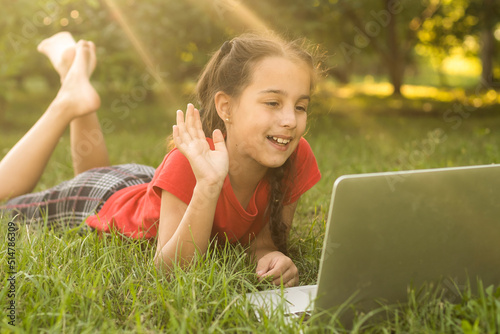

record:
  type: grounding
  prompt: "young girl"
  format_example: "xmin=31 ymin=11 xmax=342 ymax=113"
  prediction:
xmin=0 ymin=32 xmax=321 ymax=287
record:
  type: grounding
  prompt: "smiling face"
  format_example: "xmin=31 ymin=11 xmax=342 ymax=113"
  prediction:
xmin=222 ymin=56 xmax=311 ymax=173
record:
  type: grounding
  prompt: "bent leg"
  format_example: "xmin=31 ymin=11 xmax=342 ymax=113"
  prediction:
xmin=0 ymin=40 xmax=101 ymax=201
xmin=70 ymin=113 xmax=110 ymax=176
xmin=39 ymin=33 xmax=110 ymax=175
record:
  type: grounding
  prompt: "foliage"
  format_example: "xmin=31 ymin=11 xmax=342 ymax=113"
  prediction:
xmin=0 ymin=0 xmax=499 ymax=111
xmin=244 ymin=0 xmax=499 ymax=94
xmin=416 ymin=0 xmax=500 ymax=86
xmin=0 ymin=0 xmax=232 ymax=105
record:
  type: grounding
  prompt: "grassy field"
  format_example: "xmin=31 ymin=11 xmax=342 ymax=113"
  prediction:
xmin=1 ymin=84 xmax=500 ymax=332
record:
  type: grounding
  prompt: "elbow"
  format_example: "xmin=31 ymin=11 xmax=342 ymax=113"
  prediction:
xmin=154 ymin=252 xmax=195 ymax=275
xmin=153 ymin=245 xmax=189 ymax=273
xmin=154 ymin=238 xmax=206 ymax=272
xmin=153 ymin=254 xmax=162 ymax=270
xmin=153 ymin=250 xmax=172 ymax=274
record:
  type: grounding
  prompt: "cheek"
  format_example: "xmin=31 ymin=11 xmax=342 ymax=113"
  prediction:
xmin=297 ymin=113 xmax=307 ymax=135
xmin=235 ymin=138 xmax=262 ymax=160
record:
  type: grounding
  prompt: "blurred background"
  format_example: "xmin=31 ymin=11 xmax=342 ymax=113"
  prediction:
xmin=0 ymin=0 xmax=499 ymax=195
xmin=1 ymin=0 xmax=499 ymax=110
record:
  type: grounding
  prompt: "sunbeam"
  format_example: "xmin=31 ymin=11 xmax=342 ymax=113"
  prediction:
xmin=187 ymin=0 xmax=272 ymax=33
xmin=102 ymin=0 xmax=178 ymax=106
xmin=101 ymin=0 xmax=274 ymax=113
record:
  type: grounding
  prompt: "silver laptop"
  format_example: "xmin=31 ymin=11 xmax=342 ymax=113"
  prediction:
xmin=247 ymin=164 xmax=500 ymax=323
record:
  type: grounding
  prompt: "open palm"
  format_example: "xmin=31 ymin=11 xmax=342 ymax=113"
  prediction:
xmin=173 ymin=104 xmax=229 ymax=188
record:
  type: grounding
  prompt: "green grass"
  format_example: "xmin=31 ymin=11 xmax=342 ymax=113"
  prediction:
xmin=1 ymin=85 xmax=500 ymax=332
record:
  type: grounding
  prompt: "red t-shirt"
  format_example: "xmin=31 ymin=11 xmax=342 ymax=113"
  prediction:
xmin=86 ymin=137 xmax=321 ymax=245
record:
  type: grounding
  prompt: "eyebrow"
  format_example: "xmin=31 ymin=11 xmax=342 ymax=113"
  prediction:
xmin=258 ymin=89 xmax=310 ymax=101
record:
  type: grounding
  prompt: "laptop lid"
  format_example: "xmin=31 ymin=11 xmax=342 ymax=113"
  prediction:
xmin=315 ymin=164 xmax=500 ymax=316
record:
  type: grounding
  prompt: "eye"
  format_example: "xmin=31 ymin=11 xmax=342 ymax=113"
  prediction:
xmin=264 ymin=101 xmax=280 ymax=108
xmin=296 ymin=105 xmax=308 ymax=113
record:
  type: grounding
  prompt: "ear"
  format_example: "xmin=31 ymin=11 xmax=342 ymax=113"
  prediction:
xmin=214 ymin=91 xmax=231 ymax=122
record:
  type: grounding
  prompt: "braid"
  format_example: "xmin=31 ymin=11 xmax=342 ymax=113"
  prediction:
xmin=266 ymin=158 xmax=294 ymax=255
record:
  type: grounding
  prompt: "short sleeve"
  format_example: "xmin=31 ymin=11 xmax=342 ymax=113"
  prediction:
xmin=285 ymin=138 xmax=321 ymax=205
xmin=152 ymin=148 xmax=197 ymax=205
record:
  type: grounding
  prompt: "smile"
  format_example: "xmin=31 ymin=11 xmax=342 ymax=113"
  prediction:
xmin=267 ymin=136 xmax=291 ymax=145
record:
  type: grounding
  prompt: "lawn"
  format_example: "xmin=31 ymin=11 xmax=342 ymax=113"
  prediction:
xmin=1 ymin=84 xmax=500 ymax=333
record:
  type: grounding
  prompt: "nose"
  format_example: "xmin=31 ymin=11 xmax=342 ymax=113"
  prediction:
xmin=279 ymin=105 xmax=297 ymax=129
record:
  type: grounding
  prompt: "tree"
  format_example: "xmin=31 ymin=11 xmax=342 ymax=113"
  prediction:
xmin=416 ymin=0 xmax=499 ymax=89
xmin=477 ymin=0 xmax=498 ymax=87
xmin=0 ymin=0 xmax=234 ymax=112
xmin=245 ymin=0 xmax=441 ymax=96
xmin=332 ymin=0 xmax=440 ymax=96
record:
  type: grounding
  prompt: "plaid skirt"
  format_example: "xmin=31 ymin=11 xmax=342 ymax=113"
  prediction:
xmin=0 ymin=164 xmax=155 ymax=230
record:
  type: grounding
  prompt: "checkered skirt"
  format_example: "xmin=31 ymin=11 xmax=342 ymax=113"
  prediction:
xmin=0 ymin=164 xmax=155 ymax=229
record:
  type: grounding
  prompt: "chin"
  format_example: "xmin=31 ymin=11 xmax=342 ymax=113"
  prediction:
xmin=264 ymin=159 xmax=289 ymax=169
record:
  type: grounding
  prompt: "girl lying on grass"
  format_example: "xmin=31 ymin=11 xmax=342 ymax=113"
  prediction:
xmin=0 ymin=32 xmax=321 ymax=287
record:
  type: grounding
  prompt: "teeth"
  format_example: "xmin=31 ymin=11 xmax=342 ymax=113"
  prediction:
xmin=270 ymin=136 xmax=290 ymax=145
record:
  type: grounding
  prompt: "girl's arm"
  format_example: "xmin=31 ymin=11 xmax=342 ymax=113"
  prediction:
xmin=154 ymin=104 xmax=228 ymax=270
xmin=248 ymin=201 xmax=300 ymax=287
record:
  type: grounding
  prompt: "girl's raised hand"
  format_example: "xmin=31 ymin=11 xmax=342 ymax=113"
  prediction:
xmin=173 ymin=104 xmax=229 ymax=190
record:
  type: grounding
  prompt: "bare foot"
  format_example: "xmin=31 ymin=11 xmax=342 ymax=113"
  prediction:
xmin=38 ymin=32 xmax=96 ymax=82
xmin=53 ymin=40 xmax=101 ymax=119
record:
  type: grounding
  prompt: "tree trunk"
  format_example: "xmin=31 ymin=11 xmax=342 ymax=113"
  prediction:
xmin=387 ymin=60 xmax=404 ymax=96
xmin=386 ymin=0 xmax=404 ymax=96
xmin=480 ymin=0 xmax=496 ymax=88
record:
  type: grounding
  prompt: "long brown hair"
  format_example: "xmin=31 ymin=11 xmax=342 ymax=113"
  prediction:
xmin=183 ymin=33 xmax=320 ymax=254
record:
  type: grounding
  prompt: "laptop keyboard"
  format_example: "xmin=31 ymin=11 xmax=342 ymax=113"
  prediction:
xmin=286 ymin=311 xmax=312 ymax=321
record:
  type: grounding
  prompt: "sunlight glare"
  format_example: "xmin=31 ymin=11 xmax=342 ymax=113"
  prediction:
xmin=441 ymin=55 xmax=481 ymax=77
xmin=102 ymin=0 xmax=177 ymax=105
xmin=188 ymin=0 xmax=270 ymax=32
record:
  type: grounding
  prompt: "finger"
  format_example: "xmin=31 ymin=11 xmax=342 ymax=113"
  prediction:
xmin=258 ymin=275 xmax=274 ymax=284
xmin=270 ymin=267 xmax=288 ymax=285
xmin=257 ymin=270 xmax=273 ymax=282
xmin=271 ymin=272 xmax=293 ymax=286
xmin=289 ymin=270 xmax=300 ymax=287
xmin=262 ymin=260 xmax=297 ymax=286
xmin=176 ymin=109 xmax=192 ymax=146
xmin=172 ymin=124 xmax=180 ymax=146
xmin=259 ymin=267 xmax=279 ymax=282
xmin=256 ymin=261 xmax=271 ymax=279
xmin=176 ymin=110 xmax=187 ymax=137
xmin=283 ymin=275 xmax=299 ymax=288
xmin=212 ymin=129 xmax=227 ymax=153
xmin=256 ymin=256 xmax=271 ymax=276
xmin=194 ymin=108 xmax=206 ymax=139
xmin=271 ymin=267 xmax=297 ymax=287
xmin=185 ymin=104 xmax=198 ymax=138
xmin=285 ymin=267 xmax=299 ymax=287
xmin=176 ymin=109 xmax=185 ymax=127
